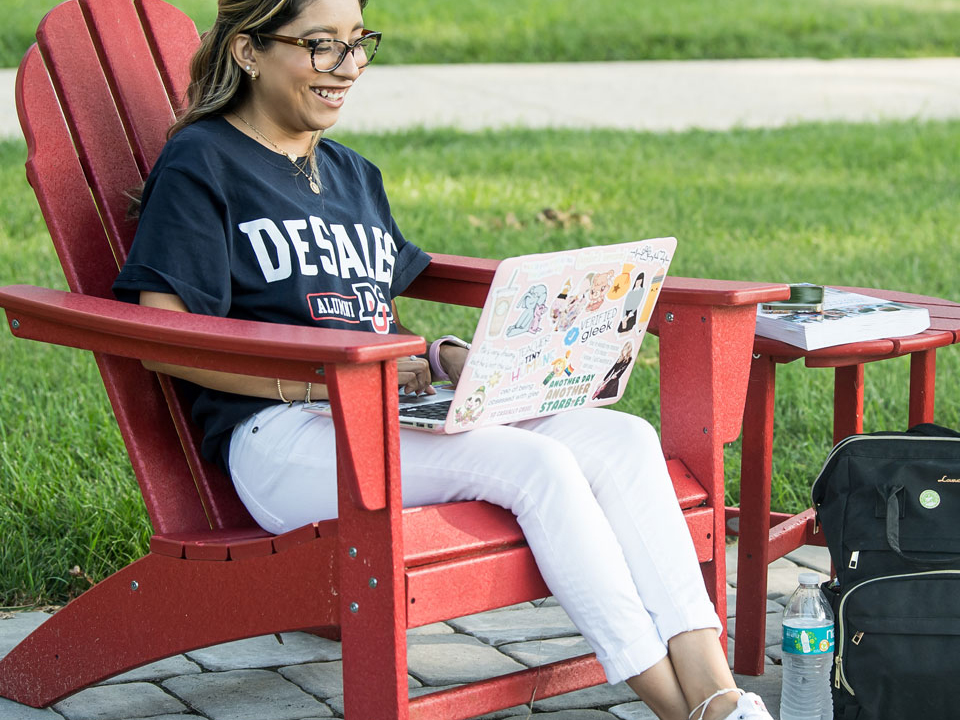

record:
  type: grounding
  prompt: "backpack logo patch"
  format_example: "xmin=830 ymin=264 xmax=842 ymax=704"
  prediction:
xmin=919 ymin=489 xmax=941 ymax=509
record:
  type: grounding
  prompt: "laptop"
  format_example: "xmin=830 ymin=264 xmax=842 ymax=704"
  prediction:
xmin=307 ymin=237 xmax=675 ymax=433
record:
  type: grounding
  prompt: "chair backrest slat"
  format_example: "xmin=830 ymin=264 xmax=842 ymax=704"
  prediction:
xmin=82 ymin=0 xmax=177 ymax=179
xmin=19 ymin=0 xmax=256 ymax=533
xmin=136 ymin=0 xmax=198 ymax=111
xmin=36 ymin=0 xmax=142 ymax=262
xmin=16 ymin=47 xmax=113 ymax=299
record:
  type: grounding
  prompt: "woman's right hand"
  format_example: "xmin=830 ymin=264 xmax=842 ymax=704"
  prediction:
xmin=398 ymin=356 xmax=435 ymax=396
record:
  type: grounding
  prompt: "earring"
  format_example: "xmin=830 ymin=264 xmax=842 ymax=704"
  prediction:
xmin=251 ymin=71 xmax=258 ymax=80
xmin=245 ymin=64 xmax=251 ymax=71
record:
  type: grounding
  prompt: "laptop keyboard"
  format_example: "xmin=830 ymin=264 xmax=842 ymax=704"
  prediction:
xmin=399 ymin=400 xmax=451 ymax=420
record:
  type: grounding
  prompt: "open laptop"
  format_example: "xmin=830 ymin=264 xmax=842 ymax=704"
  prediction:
xmin=307 ymin=237 xmax=675 ymax=433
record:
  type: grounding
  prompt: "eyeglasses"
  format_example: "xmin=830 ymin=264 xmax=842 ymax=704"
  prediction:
xmin=254 ymin=29 xmax=381 ymax=73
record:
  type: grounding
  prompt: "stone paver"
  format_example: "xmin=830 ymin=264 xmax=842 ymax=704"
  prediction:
xmin=532 ymin=682 xmax=639 ymax=713
xmin=406 ymin=621 xmax=454 ymax=636
xmin=52 ymin=683 xmax=186 ymax=720
xmin=610 ymin=701 xmax=659 ymax=720
xmin=736 ymin=666 xmax=785 ymax=720
xmin=472 ymin=703 xmax=537 ymax=720
xmin=498 ymin=635 xmax=593 ymax=667
xmin=0 ymin=613 xmax=51 ymax=659
xmin=407 ymin=633 xmax=526 ymax=686
xmin=278 ymin=660 xmax=421 ymax=698
xmin=504 ymin=711 xmax=615 ymax=720
xmin=0 ymin=697 xmax=64 ymax=720
xmin=186 ymin=632 xmax=340 ymax=671
xmin=98 ymin=655 xmax=202 ymax=685
xmin=726 ymin=588 xmax=782 ymax=617
xmin=163 ymin=669 xmax=332 ymax=720
xmin=728 ymin=608 xmax=785 ymax=648
xmin=277 ymin=661 xmax=345 ymax=699
xmin=447 ymin=604 xmax=580 ymax=646
xmin=784 ymin=545 xmax=832 ymax=575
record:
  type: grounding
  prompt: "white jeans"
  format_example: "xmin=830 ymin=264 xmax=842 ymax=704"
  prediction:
xmin=228 ymin=403 xmax=720 ymax=684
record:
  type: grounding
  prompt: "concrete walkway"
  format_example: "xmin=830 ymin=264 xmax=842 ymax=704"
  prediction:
xmin=2 ymin=57 xmax=960 ymax=139
xmin=0 ymin=542 xmax=829 ymax=720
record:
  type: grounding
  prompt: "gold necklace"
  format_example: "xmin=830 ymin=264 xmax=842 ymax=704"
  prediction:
xmin=233 ymin=114 xmax=321 ymax=194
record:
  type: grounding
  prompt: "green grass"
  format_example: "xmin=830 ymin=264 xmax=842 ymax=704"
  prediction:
xmin=2 ymin=0 xmax=958 ymax=68
xmin=2 ymin=119 xmax=960 ymax=605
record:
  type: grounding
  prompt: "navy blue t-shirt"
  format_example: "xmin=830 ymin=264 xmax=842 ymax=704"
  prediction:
xmin=113 ymin=116 xmax=431 ymax=471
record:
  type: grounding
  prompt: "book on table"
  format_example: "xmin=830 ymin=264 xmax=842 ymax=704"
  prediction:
xmin=755 ymin=285 xmax=930 ymax=350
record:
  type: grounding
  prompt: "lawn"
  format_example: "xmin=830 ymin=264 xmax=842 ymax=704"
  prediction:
xmin=2 ymin=119 xmax=960 ymax=606
xmin=2 ymin=0 xmax=958 ymax=68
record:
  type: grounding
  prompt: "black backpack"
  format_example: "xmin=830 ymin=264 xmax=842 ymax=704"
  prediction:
xmin=811 ymin=423 xmax=960 ymax=720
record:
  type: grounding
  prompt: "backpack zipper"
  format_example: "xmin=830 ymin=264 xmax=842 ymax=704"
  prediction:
xmin=834 ymin=569 xmax=960 ymax=695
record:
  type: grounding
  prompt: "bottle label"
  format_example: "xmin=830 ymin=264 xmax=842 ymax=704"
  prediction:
xmin=782 ymin=624 xmax=834 ymax=655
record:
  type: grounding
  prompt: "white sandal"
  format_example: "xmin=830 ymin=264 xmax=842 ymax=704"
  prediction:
xmin=688 ymin=687 xmax=773 ymax=720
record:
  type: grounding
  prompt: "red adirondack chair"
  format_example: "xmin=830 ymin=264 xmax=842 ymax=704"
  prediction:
xmin=0 ymin=0 xmax=788 ymax=716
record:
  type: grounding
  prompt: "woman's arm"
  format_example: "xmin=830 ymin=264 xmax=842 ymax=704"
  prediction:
xmin=139 ymin=291 xmax=326 ymax=401
xmin=140 ymin=292 xmax=435 ymax=399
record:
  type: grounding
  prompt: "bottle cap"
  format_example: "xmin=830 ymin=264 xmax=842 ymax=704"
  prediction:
xmin=798 ymin=572 xmax=820 ymax=585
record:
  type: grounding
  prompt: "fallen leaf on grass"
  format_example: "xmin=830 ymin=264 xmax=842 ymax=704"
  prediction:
xmin=536 ymin=207 xmax=593 ymax=229
xmin=467 ymin=207 xmax=594 ymax=232
xmin=68 ymin=565 xmax=96 ymax=587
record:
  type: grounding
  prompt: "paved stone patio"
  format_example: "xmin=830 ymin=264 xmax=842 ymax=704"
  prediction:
xmin=0 ymin=543 xmax=830 ymax=720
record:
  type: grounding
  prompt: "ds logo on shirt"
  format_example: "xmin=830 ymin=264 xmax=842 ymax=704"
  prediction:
xmin=308 ymin=282 xmax=393 ymax=334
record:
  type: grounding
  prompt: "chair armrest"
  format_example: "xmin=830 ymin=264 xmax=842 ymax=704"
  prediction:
xmin=405 ymin=253 xmax=790 ymax=313
xmin=660 ymin=277 xmax=790 ymax=307
xmin=0 ymin=284 xmax=425 ymax=382
xmin=403 ymin=252 xmax=500 ymax=308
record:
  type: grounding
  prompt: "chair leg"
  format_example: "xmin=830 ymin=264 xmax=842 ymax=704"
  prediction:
xmin=733 ymin=354 xmax=776 ymax=676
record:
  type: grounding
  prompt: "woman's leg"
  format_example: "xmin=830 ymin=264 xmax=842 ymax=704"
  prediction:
xmin=515 ymin=408 xmax=739 ymax=715
xmin=228 ymin=404 xmax=733 ymax=717
xmin=668 ymin=630 xmax=742 ymax=720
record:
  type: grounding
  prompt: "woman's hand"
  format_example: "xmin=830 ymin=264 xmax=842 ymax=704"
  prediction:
xmin=439 ymin=344 xmax=469 ymax=387
xmin=398 ymin=356 xmax=435 ymax=396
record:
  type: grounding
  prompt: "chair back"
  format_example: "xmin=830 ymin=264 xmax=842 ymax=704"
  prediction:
xmin=16 ymin=0 xmax=255 ymax=533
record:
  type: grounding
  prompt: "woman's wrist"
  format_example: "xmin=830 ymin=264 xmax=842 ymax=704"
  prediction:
xmin=428 ymin=335 xmax=471 ymax=380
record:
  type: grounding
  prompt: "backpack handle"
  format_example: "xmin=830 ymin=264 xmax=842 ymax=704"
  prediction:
xmin=885 ymin=486 xmax=957 ymax=566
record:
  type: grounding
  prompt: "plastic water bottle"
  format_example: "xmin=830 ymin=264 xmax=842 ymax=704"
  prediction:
xmin=780 ymin=572 xmax=834 ymax=720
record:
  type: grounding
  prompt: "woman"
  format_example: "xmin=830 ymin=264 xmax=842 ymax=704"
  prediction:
xmin=113 ymin=2 xmax=773 ymax=719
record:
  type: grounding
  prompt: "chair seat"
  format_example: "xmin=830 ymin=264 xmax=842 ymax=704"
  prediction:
xmin=150 ymin=458 xmax=708 ymax=563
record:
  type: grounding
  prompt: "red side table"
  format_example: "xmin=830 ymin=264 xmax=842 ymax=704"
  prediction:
xmin=730 ymin=287 xmax=960 ymax=675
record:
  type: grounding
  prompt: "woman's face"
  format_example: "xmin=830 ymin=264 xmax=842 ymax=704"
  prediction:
xmin=240 ymin=0 xmax=366 ymax=138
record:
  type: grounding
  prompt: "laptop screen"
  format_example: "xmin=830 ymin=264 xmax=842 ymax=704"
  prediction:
xmin=445 ymin=237 xmax=675 ymax=433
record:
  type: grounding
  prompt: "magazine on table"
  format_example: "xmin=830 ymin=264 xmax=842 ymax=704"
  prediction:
xmin=755 ymin=284 xmax=930 ymax=351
